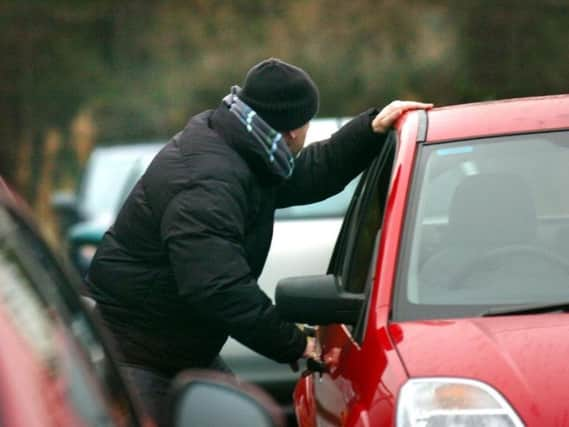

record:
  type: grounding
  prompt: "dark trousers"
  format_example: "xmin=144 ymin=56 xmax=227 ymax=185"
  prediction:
xmin=120 ymin=357 xmax=232 ymax=427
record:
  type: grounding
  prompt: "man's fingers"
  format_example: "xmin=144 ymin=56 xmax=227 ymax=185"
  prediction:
xmin=393 ymin=100 xmax=434 ymax=111
xmin=380 ymin=101 xmax=433 ymax=120
xmin=377 ymin=108 xmax=405 ymax=127
xmin=372 ymin=100 xmax=434 ymax=133
xmin=383 ymin=108 xmax=404 ymax=122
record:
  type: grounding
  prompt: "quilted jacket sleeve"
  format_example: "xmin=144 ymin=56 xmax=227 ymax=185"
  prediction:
xmin=276 ymin=108 xmax=385 ymax=208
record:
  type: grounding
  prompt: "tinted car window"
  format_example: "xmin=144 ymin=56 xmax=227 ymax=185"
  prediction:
xmin=0 ymin=206 xmax=138 ymax=426
xmin=330 ymin=134 xmax=396 ymax=294
xmin=396 ymin=131 xmax=569 ymax=321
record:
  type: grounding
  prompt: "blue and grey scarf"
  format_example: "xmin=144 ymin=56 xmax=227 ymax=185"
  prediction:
xmin=223 ymin=86 xmax=295 ymax=178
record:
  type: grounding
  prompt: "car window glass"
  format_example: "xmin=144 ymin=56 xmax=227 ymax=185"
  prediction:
xmin=396 ymin=131 xmax=569 ymax=321
xmin=334 ymin=134 xmax=396 ymax=294
xmin=0 ymin=207 xmax=138 ymax=426
xmin=352 ymin=228 xmax=383 ymax=343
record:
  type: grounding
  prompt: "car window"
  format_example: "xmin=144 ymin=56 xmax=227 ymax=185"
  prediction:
xmin=395 ymin=131 xmax=569 ymax=321
xmin=332 ymin=134 xmax=397 ymax=294
xmin=0 ymin=206 xmax=139 ymax=426
xmin=323 ymin=133 xmax=395 ymax=343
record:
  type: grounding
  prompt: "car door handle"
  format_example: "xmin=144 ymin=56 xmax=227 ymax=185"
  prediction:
xmin=302 ymin=358 xmax=329 ymax=377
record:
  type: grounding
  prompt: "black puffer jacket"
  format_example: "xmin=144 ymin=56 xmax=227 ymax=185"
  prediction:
xmin=87 ymin=103 xmax=384 ymax=376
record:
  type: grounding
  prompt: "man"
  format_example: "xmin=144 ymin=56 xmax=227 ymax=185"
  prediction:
xmin=87 ymin=58 xmax=431 ymax=424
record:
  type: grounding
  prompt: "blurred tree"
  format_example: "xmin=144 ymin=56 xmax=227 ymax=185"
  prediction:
xmin=87 ymin=0 xmax=456 ymax=141
xmin=447 ymin=0 xmax=569 ymax=101
xmin=0 ymin=1 xmax=114 ymax=196
xmin=1 ymin=0 xmax=568 ymax=241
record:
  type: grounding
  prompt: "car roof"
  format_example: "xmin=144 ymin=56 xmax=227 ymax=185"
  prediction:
xmin=425 ymin=94 xmax=569 ymax=143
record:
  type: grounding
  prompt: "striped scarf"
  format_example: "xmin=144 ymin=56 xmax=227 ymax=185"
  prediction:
xmin=223 ymin=86 xmax=295 ymax=178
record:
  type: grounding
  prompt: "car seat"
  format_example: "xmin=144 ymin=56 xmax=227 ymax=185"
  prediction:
xmin=419 ymin=173 xmax=538 ymax=289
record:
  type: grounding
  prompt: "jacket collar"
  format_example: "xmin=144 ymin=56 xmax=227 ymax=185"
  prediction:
xmin=210 ymin=102 xmax=293 ymax=185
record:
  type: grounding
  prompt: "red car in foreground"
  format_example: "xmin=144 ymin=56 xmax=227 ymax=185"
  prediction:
xmin=277 ymin=94 xmax=569 ymax=426
xmin=0 ymin=178 xmax=285 ymax=427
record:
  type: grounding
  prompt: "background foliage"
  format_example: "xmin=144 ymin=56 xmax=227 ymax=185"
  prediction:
xmin=1 ymin=0 xmax=568 ymax=240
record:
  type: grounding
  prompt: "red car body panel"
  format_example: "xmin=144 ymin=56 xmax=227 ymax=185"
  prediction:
xmin=294 ymin=323 xmax=409 ymax=427
xmin=394 ymin=315 xmax=569 ymax=426
xmin=0 ymin=183 xmax=156 ymax=427
xmin=373 ymin=110 xmax=420 ymax=314
xmin=294 ymin=94 xmax=569 ymax=426
xmin=0 ymin=304 xmax=86 ymax=427
xmin=294 ymin=111 xmax=421 ymax=426
xmin=427 ymin=94 xmax=569 ymax=143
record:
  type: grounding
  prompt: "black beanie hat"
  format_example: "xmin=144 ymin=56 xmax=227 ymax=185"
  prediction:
xmin=237 ymin=58 xmax=320 ymax=132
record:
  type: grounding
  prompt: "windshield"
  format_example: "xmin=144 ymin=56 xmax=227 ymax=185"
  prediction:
xmin=395 ymin=131 xmax=569 ymax=321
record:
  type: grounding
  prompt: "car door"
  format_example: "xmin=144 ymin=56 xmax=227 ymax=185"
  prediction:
xmin=0 ymin=201 xmax=145 ymax=427
xmin=294 ymin=133 xmax=398 ymax=426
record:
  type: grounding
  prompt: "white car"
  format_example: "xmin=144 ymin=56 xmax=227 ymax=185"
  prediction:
xmin=54 ymin=143 xmax=165 ymax=275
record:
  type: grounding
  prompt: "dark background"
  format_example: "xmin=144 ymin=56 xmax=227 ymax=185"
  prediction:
xmin=1 ymin=0 xmax=568 ymax=244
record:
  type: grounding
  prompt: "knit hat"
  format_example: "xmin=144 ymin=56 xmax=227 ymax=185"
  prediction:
xmin=237 ymin=58 xmax=319 ymax=132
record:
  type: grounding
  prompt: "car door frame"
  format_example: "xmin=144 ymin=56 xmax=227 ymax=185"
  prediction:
xmin=293 ymin=131 xmax=398 ymax=427
xmin=293 ymin=111 xmax=426 ymax=427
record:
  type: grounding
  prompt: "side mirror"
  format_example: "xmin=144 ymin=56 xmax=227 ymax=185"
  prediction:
xmin=275 ymin=274 xmax=364 ymax=325
xmin=169 ymin=370 xmax=285 ymax=427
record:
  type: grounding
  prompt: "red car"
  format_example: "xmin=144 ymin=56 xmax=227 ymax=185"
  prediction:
xmin=277 ymin=94 xmax=569 ymax=427
xmin=0 ymin=178 xmax=285 ymax=427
